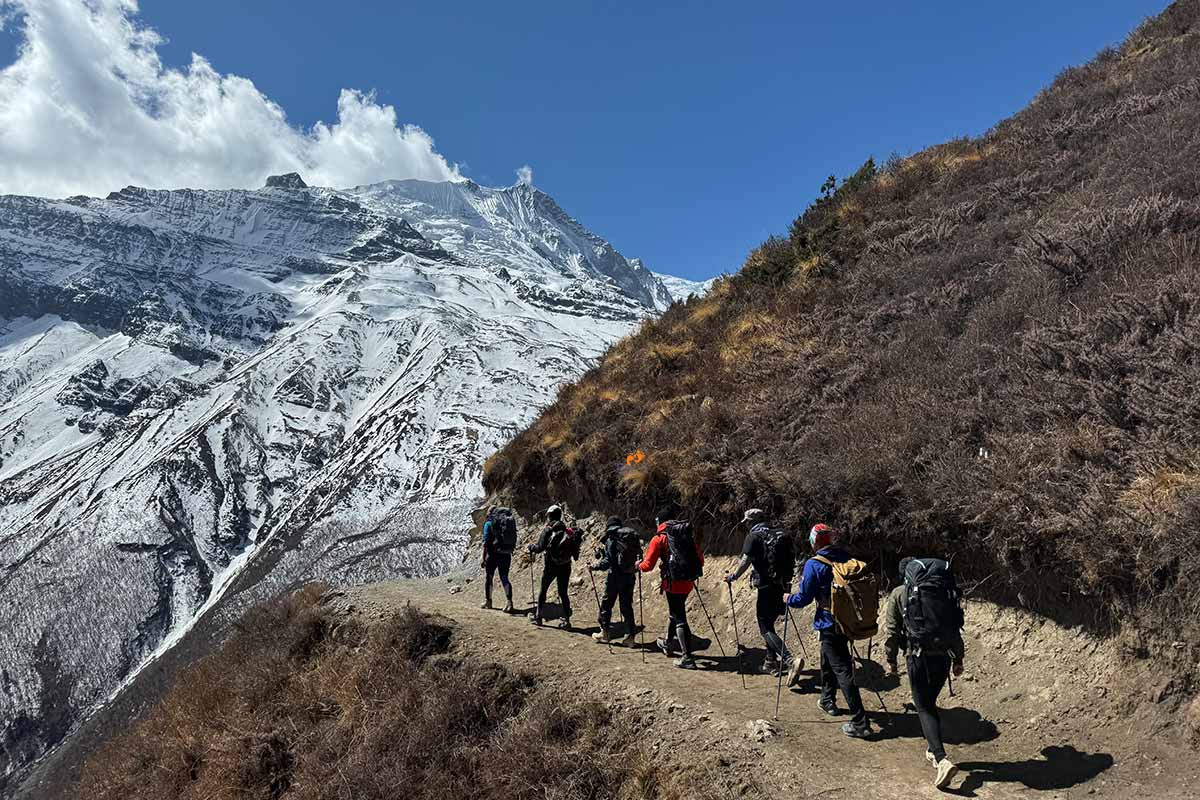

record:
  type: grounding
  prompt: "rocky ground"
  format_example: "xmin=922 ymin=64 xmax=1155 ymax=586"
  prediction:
xmin=340 ymin=512 xmax=1199 ymax=799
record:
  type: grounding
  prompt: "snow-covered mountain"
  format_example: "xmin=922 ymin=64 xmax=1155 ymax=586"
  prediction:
xmin=0 ymin=173 xmax=697 ymax=786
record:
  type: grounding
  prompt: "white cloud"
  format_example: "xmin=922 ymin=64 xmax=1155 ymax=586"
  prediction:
xmin=0 ymin=0 xmax=461 ymax=198
xmin=515 ymin=164 xmax=533 ymax=186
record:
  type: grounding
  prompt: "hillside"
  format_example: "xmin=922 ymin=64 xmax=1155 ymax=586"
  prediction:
xmin=485 ymin=0 xmax=1200 ymax=680
xmin=0 ymin=173 xmax=694 ymax=789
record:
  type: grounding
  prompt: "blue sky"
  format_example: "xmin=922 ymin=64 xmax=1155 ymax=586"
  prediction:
xmin=0 ymin=1 xmax=1168 ymax=280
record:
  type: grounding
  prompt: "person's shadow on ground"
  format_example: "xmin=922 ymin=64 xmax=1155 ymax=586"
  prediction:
xmin=949 ymin=746 xmax=1115 ymax=796
xmin=870 ymin=705 xmax=1000 ymax=745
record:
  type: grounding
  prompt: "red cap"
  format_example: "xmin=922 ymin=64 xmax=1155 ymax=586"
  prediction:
xmin=809 ymin=524 xmax=834 ymax=550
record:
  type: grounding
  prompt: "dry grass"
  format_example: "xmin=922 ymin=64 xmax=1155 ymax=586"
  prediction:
xmin=75 ymin=587 xmax=711 ymax=800
xmin=484 ymin=1 xmax=1200 ymax=659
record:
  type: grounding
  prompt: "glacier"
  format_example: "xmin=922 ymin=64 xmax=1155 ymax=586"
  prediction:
xmin=0 ymin=173 xmax=697 ymax=788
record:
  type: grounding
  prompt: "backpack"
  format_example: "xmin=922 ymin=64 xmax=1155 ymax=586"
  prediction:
xmin=902 ymin=558 xmax=964 ymax=654
xmin=759 ymin=528 xmax=795 ymax=586
xmin=813 ymin=555 xmax=879 ymax=641
xmin=613 ymin=527 xmax=642 ymax=574
xmin=663 ymin=520 xmax=702 ymax=582
xmin=491 ymin=508 xmax=518 ymax=555
xmin=548 ymin=525 xmax=582 ymax=564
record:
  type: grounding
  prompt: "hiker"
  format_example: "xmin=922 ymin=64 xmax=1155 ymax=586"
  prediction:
xmin=724 ymin=508 xmax=798 ymax=679
xmin=480 ymin=505 xmax=516 ymax=612
xmin=526 ymin=505 xmax=580 ymax=629
xmin=588 ymin=516 xmax=641 ymax=646
xmin=784 ymin=524 xmax=873 ymax=738
xmin=883 ymin=557 xmax=966 ymax=790
xmin=639 ymin=503 xmax=704 ymax=670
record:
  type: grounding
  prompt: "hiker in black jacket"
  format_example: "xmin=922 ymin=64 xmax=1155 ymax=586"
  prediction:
xmin=526 ymin=505 xmax=579 ymax=629
xmin=724 ymin=508 xmax=795 ymax=677
xmin=885 ymin=557 xmax=967 ymax=790
xmin=589 ymin=516 xmax=641 ymax=646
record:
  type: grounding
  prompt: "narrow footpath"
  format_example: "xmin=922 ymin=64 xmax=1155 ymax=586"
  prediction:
xmin=345 ymin=519 xmax=1196 ymax=799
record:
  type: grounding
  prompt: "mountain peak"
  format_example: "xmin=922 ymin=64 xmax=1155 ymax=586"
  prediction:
xmin=264 ymin=172 xmax=308 ymax=190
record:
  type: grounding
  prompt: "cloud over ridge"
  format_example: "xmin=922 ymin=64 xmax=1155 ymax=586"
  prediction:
xmin=0 ymin=0 xmax=461 ymax=199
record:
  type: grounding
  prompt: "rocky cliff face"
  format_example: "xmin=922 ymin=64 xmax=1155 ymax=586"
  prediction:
xmin=0 ymin=175 xmax=693 ymax=787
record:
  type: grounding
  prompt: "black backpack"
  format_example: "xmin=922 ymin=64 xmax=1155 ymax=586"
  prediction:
xmin=491 ymin=508 xmax=518 ymax=555
xmin=902 ymin=558 xmax=965 ymax=654
xmin=613 ymin=527 xmax=642 ymax=574
xmin=663 ymin=520 xmax=702 ymax=582
xmin=759 ymin=528 xmax=795 ymax=586
xmin=548 ymin=525 xmax=581 ymax=564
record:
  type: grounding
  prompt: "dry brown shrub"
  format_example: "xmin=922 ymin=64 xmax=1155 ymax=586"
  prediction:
xmin=76 ymin=588 xmax=711 ymax=800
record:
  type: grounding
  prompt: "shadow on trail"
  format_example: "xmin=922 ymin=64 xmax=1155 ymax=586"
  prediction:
xmin=869 ymin=705 xmax=1000 ymax=745
xmin=949 ymin=746 xmax=1115 ymax=796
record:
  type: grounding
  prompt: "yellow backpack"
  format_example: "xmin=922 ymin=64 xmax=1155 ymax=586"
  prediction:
xmin=814 ymin=556 xmax=880 ymax=641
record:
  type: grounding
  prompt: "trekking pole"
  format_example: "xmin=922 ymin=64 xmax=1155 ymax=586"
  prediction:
xmin=774 ymin=609 xmax=791 ymax=721
xmin=692 ymin=585 xmax=726 ymax=658
xmin=587 ymin=568 xmax=612 ymax=654
xmin=529 ymin=556 xmax=537 ymax=609
xmin=948 ymin=669 xmax=955 ymax=698
xmin=850 ymin=642 xmax=889 ymax=715
xmin=637 ymin=570 xmax=647 ymax=664
xmin=786 ymin=609 xmax=809 ymax=662
xmin=727 ymin=582 xmax=747 ymax=690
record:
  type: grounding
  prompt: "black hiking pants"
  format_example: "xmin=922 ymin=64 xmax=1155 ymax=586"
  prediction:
xmin=599 ymin=571 xmax=636 ymax=634
xmin=755 ymin=585 xmax=790 ymax=661
xmin=536 ymin=560 xmax=572 ymax=621
xmin=484 ymin=552 xmax=512 ymax=603
xmin=908 ymin=652 xmax=951 ymax=761
xmin=665 ymin=590 xmax=693 ymax=656
xmin=819 ymin=630 xmax=867 ymax=725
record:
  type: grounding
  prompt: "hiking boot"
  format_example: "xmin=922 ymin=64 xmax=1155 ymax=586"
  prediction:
xmin=557 ymin=619 xmax=572 ymax=630
xmin=934 ymin=758 xmax=959 ymax=789
xmin=786 ymin=657 xmax=805 ymax=687
xmin=619 ymin=632 xmax=638 ymax=647
xmin=841 ymin=720 xmax=873 ymax=739
xmin=674 ymin=655 xmax=698 ymax=670
xmin=760 ymin=657 xmax=781 ymax=676
xmin=926 ymin=751 xmax=938 ymax=766
xmin=480 ymin=599 xmax=492 ymax=609
xmin=817 ymin=698 xmax=840 ymax=716
xmin=592 ymin=629 xmax=612 ymax=643
xmin=502 ymin=599 xmax=514 ymax=613
xmin=656 ymin=638 xmax=680 ymax=657
xmin=530 ymin=616 xmax=543 ymax=627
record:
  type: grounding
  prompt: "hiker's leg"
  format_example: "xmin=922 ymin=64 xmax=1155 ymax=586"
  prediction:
xmin=617 ymin=574 xmax=637 ymax=634
xmin=483 ymin=557 xmax=495 ymax=604
xmin=756 ymin=587 xmax=788 ymax=660
xmin=667 ymin=591 xmax=692 ymax=656
xmin=825 ymin=632 xmax=867 ymax=724
xmin=556 ymin=564 xmax=572 ymax=620
xmin=537 ymin=565 xmax=555 ymax=619
xmin=497 ymin=554 xmax=512 ymax=601
xmin=599 ymin=573 xmax=619 ymax=630
xmin=909 ymin=653 xmax=949 ymax=761
xmin=818 ymin=632 xmax=838 ymax=705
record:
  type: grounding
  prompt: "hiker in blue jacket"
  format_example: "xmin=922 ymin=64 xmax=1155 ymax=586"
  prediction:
xmin=785 ymin=523 xmax=873 ymax=738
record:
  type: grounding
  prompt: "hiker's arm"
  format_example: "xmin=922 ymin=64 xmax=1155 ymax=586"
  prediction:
xmin=725 ymin=555 xmax=751 ymax=583
xmin=883 ymin=590 xmax=905 ymax=666
xmin=785 ymin=561 xmax=819 ymax=608
xmin=480 ymin=521 xmax=492 ymax=566
xmin=527 ymin=526 xmax=549 ymax=554
xmin=638 ymin=536 xmax=662 ymax=572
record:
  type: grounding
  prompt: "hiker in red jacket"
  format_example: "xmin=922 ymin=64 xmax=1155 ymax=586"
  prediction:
xmin=639 ymin=503 xmax=704 ymax=670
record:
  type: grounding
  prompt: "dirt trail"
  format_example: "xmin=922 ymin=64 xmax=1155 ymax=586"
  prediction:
xmin=344 ymin=516 xmax=1197 ymax=799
